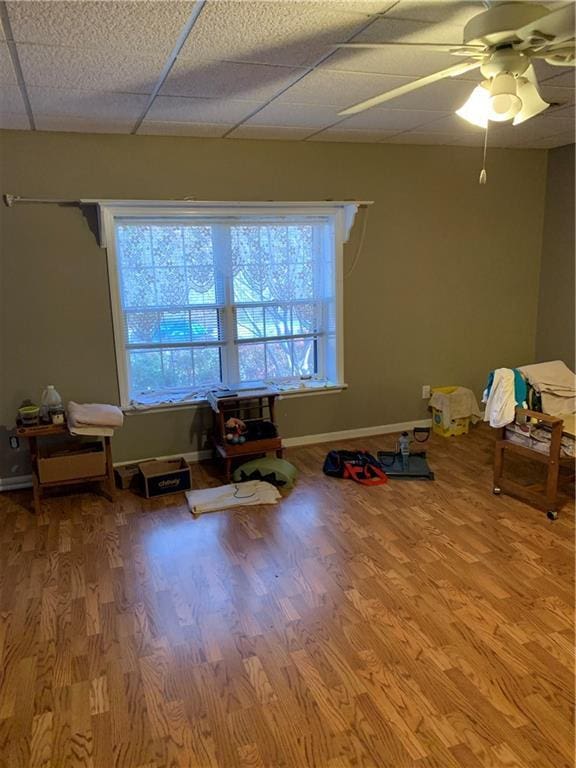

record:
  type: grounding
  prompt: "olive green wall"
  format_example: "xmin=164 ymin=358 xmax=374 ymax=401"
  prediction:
xmin=0 ymin=129 xmax=548 ymax=470
xmin=536 ymin=143 xmax=575 ymax=370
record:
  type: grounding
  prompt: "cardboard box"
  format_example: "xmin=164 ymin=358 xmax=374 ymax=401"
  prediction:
xmin=139 ymin=458 xmax=192 ymax=498
xmin=38 ymin=442 xmax=106 ymax=483
xmin=114 ymin=462 xmax=141 ymax=490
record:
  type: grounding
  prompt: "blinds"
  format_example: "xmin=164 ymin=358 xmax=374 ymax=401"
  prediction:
xmin=113 ymin=215 xmax=336 ymax=402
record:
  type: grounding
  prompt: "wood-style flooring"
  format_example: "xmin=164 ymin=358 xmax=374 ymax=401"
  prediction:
xmin=0 ymin=426 xmax=574 ymax=768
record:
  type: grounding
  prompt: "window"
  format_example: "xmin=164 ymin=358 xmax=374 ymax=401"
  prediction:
xmin=100 ymin=202 xmax=359 ymax=409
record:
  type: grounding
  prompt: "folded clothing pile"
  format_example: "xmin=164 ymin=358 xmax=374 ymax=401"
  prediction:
xmin=186 ymin=480 xmax=280 ymax=516
xmin=519 ymin=360 xmax=576 ymax=417
xmin=67 ymin=401 xmax=124 ymax=437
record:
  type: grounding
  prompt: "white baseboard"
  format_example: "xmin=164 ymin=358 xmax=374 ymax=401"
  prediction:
xmin=0 ymin=418 xmax=432 ymax=492
xmin=283 ymin=418 xmax=432 ymax=448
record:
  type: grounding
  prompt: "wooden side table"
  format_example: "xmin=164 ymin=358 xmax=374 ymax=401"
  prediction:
xmin=208 ymin=391 xmax=283 ymax=481
xmin=16 ymin=422 xmax=115 ymax=514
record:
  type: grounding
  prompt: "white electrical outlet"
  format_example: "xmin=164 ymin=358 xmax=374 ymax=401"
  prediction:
xmin=422 ymin=385 xmax=431 ymax=400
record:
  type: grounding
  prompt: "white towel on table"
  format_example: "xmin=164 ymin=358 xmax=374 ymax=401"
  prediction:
xmin=67 ymin=401 xmax=124 ymax=428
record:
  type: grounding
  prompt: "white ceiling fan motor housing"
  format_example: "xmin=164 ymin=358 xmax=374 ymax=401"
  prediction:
xmin=463 ymin=2 xmax=551 ymax=47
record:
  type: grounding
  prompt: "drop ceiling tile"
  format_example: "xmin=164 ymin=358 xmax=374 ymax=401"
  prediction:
xmin=34 ymin=115 xmax=133 ymax=133
xmin=311 ymin=128 xmax=400 ymax=142
xmin=18 ymin=44 xmax=162 ymax=93
xmin=339 ymin=106 xmax=448 ymax=130
xmin=28 ymin=88 xmax=147 ymax=120
xmin=419 ymin=114 xmax=483 ymax=134
xmin=7 ymin=0 xmax=195 ymax=56
xmin=0 ymin=43 xmax=16 ymax=85
xmin=321 ymin=46 xmax=459 ymax=78
xmin=495 ymin=116 xmax=574 ymax=144
xmin=385 ymin=0 xmax=484 ymax=26
xmin=521 ymin=132 xmax=575 ymax=149
xmin=148 ymin=96 xmax=263 ymax=124
xmin=139 ymin=122 xmax=232 ymax=138
xmin=540 ymin=83 xmax=574 ymax=107
xmin=352 ymin=15 xmax=466 ymax=45
xmin=228 ymin=125 xmax=315 ymax=140
xmin=539 ymin=69 xmax=575 ymax=89
xmin=548 ymin=103 xmax=575 ymax=120
xmin=374 ymin=77 xmax=479 ymax=111
xmin=0 ymin=84 xmax=26 ymax=114
xmin=383 ymin=132 xmax=467 ymax=145
xmin=274 ymin=69 xmax=413 ymax=107
xmin=0 ymin=112 xmax=29 ymax=129
xmin=176 ymin=1 xmax=382 ymax=68
xmin=162 ymin=58 xmax=304 ymax=101
xmin=243 ymin=102 xmax=340 ymax=129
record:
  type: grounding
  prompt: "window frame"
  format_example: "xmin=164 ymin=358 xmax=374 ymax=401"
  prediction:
xmin=100 ymin=201 xmax=359 ymax=410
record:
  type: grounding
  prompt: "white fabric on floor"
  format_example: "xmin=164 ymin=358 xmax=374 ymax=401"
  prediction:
xmin=186 ymin=480 xmax=281 ymax=516
xmin=429 ymin=387 xmax=482 ymax=429
xmin=483 ymin=368 xmax=516 ymax=428
xmin=519 ymin=360 xmax=576 ymax=417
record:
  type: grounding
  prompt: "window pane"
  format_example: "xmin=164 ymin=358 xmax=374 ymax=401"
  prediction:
xmin=293 ymin=338 xmax=315 ymax=377
xmin=292 ymin=303 xmax=316 ymax=335
xmin=122 ymin=268 xmax=157 ymax=308
xmin=126 ymin=311 xmax=160 ymax=344
xmin=264 ymin=304 xmax=291 ymax=337
xmin=238 ymin=343 xmax=266 ymax=381
xmin=159 ymin=311 xmax=191 ymax=343
xmin=129 ymin=350 xmax=163 ymax=392
xmin=151 ymin=226 xmax=184 ymax=266
xmin=162 ymin=349 xmax=193 ymax=388
xmin=236 ymin=307 xmax=264 ymax=339
xmin=156 ymin=266 xmax=187 ymax=306
xmin=190 ymin=309 xmax=220 ymax=342
xmin=183 ymin=227 xmax=214 ymax=265
xmin=117 ymin=225 xmax=153 ymax=269
xmin=193 ymin=348 xmax=221 ymax=386
xmin=231 ymin=224 xmax=316 ymax=305
xmin=266 ymin=341 xmax=293 ymax=379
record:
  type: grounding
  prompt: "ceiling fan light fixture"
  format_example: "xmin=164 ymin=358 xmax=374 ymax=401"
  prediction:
xmin=456 ymin=82 xmax=491 ymax=128
xmin=488 ymin=72 xmax=521 ymax=121
xmin=513 ymin=77 xmax=550 ymax=125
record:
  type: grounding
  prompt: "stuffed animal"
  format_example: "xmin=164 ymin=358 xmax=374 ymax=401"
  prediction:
xmin=224 ymin=417 xmax=247 ymax=444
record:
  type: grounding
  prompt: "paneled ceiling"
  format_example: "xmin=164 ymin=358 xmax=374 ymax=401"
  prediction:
xmin=0 ymin=0 xmax=574 ymax=147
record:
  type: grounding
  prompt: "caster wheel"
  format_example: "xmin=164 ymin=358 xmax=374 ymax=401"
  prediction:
xmin=493 ymin=487 xmax=501 ymax=495
xmin=547 ymin=510 xmax=558 ymax=521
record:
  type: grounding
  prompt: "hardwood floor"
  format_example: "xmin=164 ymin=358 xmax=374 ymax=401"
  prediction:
xmin=0 ymin=426 xmax=574 ymax=768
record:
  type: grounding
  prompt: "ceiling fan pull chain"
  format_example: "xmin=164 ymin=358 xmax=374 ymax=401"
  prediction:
xmin=479 ymin=121 xmax=490 ymax=185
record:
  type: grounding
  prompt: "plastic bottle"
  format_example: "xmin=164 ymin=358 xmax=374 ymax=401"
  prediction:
xmin=41 ymin=385 xmax=63 ymax=421
xmin=399 ymin=431 xmax=410 ymax=471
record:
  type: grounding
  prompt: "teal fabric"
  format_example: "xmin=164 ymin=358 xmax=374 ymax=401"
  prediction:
xmin=484 ymin=368 xmax=527 ymax=406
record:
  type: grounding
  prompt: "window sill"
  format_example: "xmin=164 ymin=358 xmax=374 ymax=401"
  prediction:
xmin=123 ymin=383 xmax=348 ymax=415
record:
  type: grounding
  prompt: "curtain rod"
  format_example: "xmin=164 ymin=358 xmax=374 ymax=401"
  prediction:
xmin=4 ymin=195 xmax=374 ymax=208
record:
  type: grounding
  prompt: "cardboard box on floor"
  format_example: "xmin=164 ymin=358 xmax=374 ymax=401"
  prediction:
xmin=138 ymin=458 xmax=192 ymax=498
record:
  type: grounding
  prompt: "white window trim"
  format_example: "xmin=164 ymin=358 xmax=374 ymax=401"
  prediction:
xmin=99 ymin=201 xmax=367 ymax=411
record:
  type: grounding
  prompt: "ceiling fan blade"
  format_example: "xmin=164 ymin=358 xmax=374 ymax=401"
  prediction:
xmin=516 ymin=3 xmax=576 ymax=47
xmin=336 ymin=42 xmax=485 ymax=55
xmin=338 ymin=61 xmax=482 ymax=116
xmin=513 ymin=65 xmax=550 ymax=125
xmin=531 ymin=43 xmax=576 ymax=66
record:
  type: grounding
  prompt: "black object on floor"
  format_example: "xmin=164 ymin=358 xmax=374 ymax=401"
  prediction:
xmin=377 ymin=451 xmax=435 ymax=480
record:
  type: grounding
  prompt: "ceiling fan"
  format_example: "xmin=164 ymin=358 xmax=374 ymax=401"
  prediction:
xmin=337 ymin=1 xmax=575 ymax=128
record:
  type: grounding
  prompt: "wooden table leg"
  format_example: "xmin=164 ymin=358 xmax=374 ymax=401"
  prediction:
xmin=102 ymin=436 xmax=116 ymax=502
xmin=28 ymin=435 xmax=42 ymax=514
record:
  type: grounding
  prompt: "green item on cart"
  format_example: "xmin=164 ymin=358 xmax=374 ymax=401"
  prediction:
xmin=232 ymin=457 xmax=298 ymax=489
